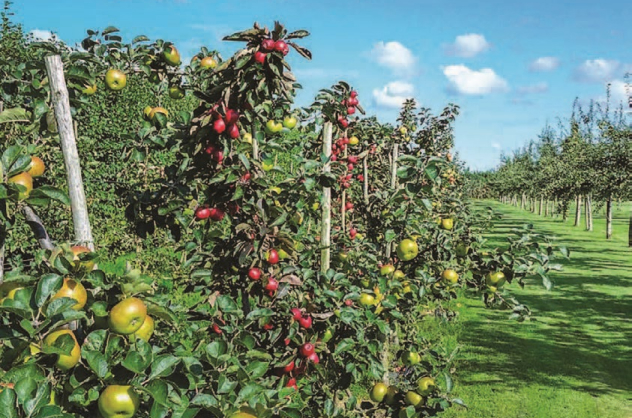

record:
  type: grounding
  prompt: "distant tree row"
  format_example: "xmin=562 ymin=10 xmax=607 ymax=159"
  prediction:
xmin=467 ymin=90 xmax=632 ymax=245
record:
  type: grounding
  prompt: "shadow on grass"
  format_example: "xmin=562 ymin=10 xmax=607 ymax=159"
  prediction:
xmin=459 ymin=201 xmax=632 ymax=398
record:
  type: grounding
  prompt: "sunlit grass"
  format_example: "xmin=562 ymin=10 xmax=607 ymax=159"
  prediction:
xmin=439 ymin=200 xmax=632 ymax=418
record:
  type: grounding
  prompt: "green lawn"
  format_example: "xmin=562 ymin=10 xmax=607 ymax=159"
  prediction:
xmin=441 ymin=200 xmax=632 ymax=418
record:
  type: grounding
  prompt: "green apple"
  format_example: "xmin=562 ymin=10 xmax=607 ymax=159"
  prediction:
xmin=168 ymin=86 xmax=185 ymax=99
xmin=105 ymin=69 xmax=126 ymax=91
xmin=283 ymin=116 xmax=298 ymax=129
xmin=163 ymin=45 xmax=181 ymax=66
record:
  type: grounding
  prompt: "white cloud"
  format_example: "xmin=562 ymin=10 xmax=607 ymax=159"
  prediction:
xmin=491 ymin=142 xmax=501 ymax=150
xmin=604 ymin=79 xmax=631 ymax=108
xmin=529 ymin=57 xmax=560 ymax=72
xmin=444 ymin=34 xmax=490 ymax=58
xmin=372 ymin=81 xmax=415 ymax=109
xmin=516 ymin=82 xmax=549 ymax=95
xmin=573 ymin=59 xmax=621 ymax=83
xmin=370 ymin=41 xmax=417 ymax=76
xmin=442 ymin=65 xmax=509 ymax=95
xmin=29 ymin=29 xmax=54 ymax=41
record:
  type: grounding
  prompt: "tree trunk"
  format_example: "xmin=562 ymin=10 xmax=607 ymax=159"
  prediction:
xmin=606 ymin=197 xmax=613 ymax=240
xmin=628 ymin=207 xmax=632 ymax=247
xmin=585 ymin=194 xmax=593 ymax=231
xmin=545 ymin=200 xmax=550 ymax=217
xmin=320 ymin=122 xmax=333 ymax=273
xmin=574 ymin=195 xmax=582 ymax=226
xmin=521 ymin=193 xmax=526 ymax=210
xmin=539 ymin=196 xmax=544 ymax=215
xmin=45 ymin=55 xmax=94 ymax=250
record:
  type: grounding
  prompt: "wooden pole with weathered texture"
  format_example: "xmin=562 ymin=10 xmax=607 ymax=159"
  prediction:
xmin=363 ymin=156 xmax=369 ymax=205
xmin=44 ymin=55 xmax=94 ymax=251
xmin=320 ymin=122 xmax=333 ymax=274
xmin=252 ymin=122 xmax=259 ymax=161
xmin=390 ymin=143 xmax=399 ymax=189
xmin=0 ymin=100 xmax=4 ymax=284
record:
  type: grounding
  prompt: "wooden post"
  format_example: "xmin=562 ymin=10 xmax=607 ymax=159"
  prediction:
xmin=251 ymin=122 xmax=259 ymax=161
xmin=45 ymin=55 xmax=94 ymax=251
xmin=363 ymin=156 xmax=369 ymax=205
xmin=390 ymin=143 xmax=399 ymax=189
xmin=341 ymin=130 xmax=348 ymax=233
xmin=0 ymin=100 xmax=4 ymax=284
xmin=320 ymin=122 xmax=333 ymax=274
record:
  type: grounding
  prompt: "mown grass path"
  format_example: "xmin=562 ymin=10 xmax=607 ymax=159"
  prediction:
xmin=441 ymin=200 xmax=632 ymax=418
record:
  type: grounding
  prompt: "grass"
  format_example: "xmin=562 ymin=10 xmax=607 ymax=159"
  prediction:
xmin=440 ymin=200 xmax=632 ymax=418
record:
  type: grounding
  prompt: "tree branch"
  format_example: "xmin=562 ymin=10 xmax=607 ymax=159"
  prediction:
xmin=21 ymin=205 xmax=55 ymax=251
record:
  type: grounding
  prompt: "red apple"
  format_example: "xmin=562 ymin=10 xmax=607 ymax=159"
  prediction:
xmin=300 ymin=343 xmax=315 ymax=357
xmin=308 ymin=352 xmax=320 ymax=364
xmin=225 ymin=109 xmax=239 ymax=124
xmin=350 ymin=90 xmax=358 ymax=98
xmin=274 ymin=40 xmax=289 ymax=55
xmin=248 ymin=268 xmax=261 ymax=281
xmin=345 ymin=202 xmax=354 ymax=211
xmin=286 ymin=377 xmax=298 ymax=390
xmin=267 ymin=249 xmax=279 ymax=265
xmin=241 ymin=172 xmax=251 ymax=182
xmin=345 ymin=299 xmax=353 ymax=306
xmin=265 ymin=278 xmax=279 ymax=292
xmin=331 ymin=155 xmax=337 ymax=162
xmin=347 ymin=164 xmax=354 ymax=171
xmin=283 ymin=361 xmax=295 ymax=373
xmin=227 ymin=123 xmax=240 ymax=139
xmin=347 ymin=107 xmax=355 ymax=115
xmin=357 ymin=174 xmax=364 ymax=181
xmin=349 ymin=228 xmax=357 ymax=239
xmin=261 ymin=38 xmax=275 ymax=52
xmin=263 ymin=323 xmax=274 ymax=331
xmin=298 ymin=316 xmax=312 ymax=329
xmin=291 ymin=308 xmax=302 ymax=321
xmin=212 ymin=149 xmax=223 ymax=164
xmin=209 ymin=208 xmax=225 ymax=221
xmin=212 ymin=324 xmax=222 ymax=334
xmin=213 ymin=118 xmax=226 ymax=134
xmin=195 ymin=207 xmax=211 ymax=220
xmin=254 ymin=51 xmax=267 ymax=64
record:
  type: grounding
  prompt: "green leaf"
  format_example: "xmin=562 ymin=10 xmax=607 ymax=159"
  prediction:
xmin=83 ymin=351 xmax=109 ymax=378
xmin=0 ymin=108 xmax=30 ymax=124
xmin=34 ymin=274 xmax=63 ymax=307
xmin=245 ymin=361 xmax=268 ymax=379
xmin=29 ymin=186 xmax=71 ymax=205
xmin=122 ymin=339 xmax=153 ymax=374
xmin=0 ymin=389 xmax=18 ymax=418
xmin=148 ymin=355 xmax=180 ymax=380
xmin=217 ymin=375 xmax=238 ymax=394
xmin=45 ymin=297 xmax=77 ymax=317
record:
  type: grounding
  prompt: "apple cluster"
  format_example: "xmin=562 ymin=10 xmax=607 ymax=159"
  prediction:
xmin=255 ymin=38 xmax=290 ymax=64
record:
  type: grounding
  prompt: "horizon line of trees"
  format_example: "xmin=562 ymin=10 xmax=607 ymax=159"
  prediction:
xmin=466 ymin=90 xmax=632 ymax=246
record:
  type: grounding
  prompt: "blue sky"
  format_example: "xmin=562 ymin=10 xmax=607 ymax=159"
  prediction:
xmin=16 ymin=0 xmax=632 ymax=170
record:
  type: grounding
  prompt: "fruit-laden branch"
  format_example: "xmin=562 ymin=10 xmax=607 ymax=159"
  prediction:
xmin=22 ymin=205 xmax=55 ymax=251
